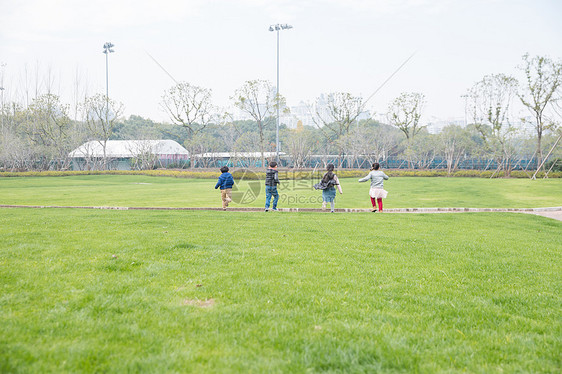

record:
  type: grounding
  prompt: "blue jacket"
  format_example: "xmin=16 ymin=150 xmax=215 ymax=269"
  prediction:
xmin=215 ymin=172 xmax=234 ymax=190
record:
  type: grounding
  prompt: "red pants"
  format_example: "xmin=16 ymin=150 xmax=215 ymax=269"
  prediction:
xmin=370 ymin=197 xmax=383 ymax=211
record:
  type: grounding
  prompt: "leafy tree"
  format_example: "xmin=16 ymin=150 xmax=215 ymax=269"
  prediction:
xmin=112 ymin=115 xmax=162 ymax=140
xmin=157 ymin=122 xmax=190 ymax=146
xmin=0 ymin=102 xmax=33 ymax=171
xmin=24 ymin=94 xmax=75 ymax=170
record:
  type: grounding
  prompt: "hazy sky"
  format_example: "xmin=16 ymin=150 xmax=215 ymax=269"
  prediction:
xmin=1 ymin=0 xmax=561 ymax=123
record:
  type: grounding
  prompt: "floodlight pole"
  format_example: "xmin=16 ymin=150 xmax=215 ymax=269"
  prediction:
xmin=276 ymin=29 xmax=279 ymax=164
xmin=0 ymin=62 xmax=5 ymax=134
xmin=269 ymin=24 xmax=292 ymax=165
xmin=103 ymin=42 xmax=115 ymax=130
xmin=0 ymin=87 xmax=4 ymax=134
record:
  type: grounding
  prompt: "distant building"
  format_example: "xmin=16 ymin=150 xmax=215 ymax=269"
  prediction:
xmin=232 ymin=92 xmax=371 ymax=130
xmin=283 ymin=98 xmax=371 ymax=129
xmin=425 ymin=117 xmax=466 ymax=134
xmin=69 ymin=140 xmax=189 ymax=170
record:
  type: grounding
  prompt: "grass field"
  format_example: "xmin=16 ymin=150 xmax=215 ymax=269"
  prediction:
xmin=1 ymin=174 xmax=561 ymax=208
xmin=1 ymin=208 xmax=560 ymax=373
xmin=1 ymin=176 xmax=561 ymax=372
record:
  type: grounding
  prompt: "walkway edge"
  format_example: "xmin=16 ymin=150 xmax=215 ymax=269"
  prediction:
xmin=1 ymin=204 xmax=561 ymax=213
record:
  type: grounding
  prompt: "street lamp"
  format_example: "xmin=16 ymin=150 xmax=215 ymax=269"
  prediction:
xmin=0 ymin=62 xmax=5 ymax=134
xmin=0 ymin=86 xmax=4 ymax=134
xmin=269 ymin=24 xmax=293 ymax=165
xmin=102 ymin=42 xmax=115 ymax=129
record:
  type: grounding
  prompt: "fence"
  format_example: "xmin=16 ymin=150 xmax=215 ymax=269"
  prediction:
xmin=194 ymin=155 xmax=539 ymax=171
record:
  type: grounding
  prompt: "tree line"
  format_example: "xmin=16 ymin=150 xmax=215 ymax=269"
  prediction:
xmin=0 ymin=54 xmax=561 ymax=175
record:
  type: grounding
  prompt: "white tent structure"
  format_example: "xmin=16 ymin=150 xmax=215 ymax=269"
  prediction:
xmin=69 ymin=140 xmax=189 ymax=170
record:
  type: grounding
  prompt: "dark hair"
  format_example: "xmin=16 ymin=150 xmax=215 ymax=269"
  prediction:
xmin=269 ymin=161 xmax=277 ymax=168
xmin=322 ymin=163 xmax=335 ymax=183
xmin=220 ymin=166 xmax=229 ymax=173
xmin=371 ymin=162 xmax=380 ymax=171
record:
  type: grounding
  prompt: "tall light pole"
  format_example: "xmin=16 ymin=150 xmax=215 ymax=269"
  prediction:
xmin=102 ymin=42 xmax=115 ymax=129
xmin=269 ymin=23 xmax=292 ymax=165
xmin=0 ymin=62 xmax=6 ymax=134
xmin=0 ymin=87 xmax=4 ymax=134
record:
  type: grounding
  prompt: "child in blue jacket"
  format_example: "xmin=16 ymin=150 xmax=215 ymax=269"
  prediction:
xmin=215 ymin=166 xmax=234 ymax=210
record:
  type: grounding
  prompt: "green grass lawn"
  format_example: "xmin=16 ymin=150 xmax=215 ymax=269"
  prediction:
xmin=1 ymin=208 xmax=561 ymax=373
xmin=1 ymin=175 xmax=561 ymax=208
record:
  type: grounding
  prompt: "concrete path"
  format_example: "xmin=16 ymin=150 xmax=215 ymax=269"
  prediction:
xmin=1 ymin=204 xmax=561 ymax=221
xmin=523 ymin=210 xmax=562 ymax=221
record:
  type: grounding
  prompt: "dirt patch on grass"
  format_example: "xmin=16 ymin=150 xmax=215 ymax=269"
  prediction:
xmin=183 ymin=298 xmax=215 ymax=308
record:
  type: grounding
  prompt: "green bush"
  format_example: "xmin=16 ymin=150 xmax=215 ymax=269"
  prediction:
xmin=544 ymin=158 xmax=562 ymax=172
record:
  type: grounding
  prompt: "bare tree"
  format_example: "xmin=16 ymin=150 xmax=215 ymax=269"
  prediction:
xmin=17 ymin=61 xmax=52 ymax=107
xmin=387 ymin=92 xmax=426 ymax=168
xmin=71 ymin=66 xmax=90 ymax=122
xmin=531 ymin=100 xmax=562 ymax=178
xmin=338 ymin=127 xmax=370 ymax=168
xmin=214 ymin=111 xmax=236 ymax=152
xmin=81 ymin=93 xmax=124 ymax=170
xmin=466 ymin=74 xmax=518 ymax=176
xmin=124 ymin=140 xmax=162 ymax=170
xmin=218 ymin=122 xmax=239 ymax=154
xmin=185 ymin=133 xmax=222 ymax=168
xmin=233 ymin=132 xmax=264 ymax=168
xmin=334 ymin=122 xmax=401 ymax=168
xmin=412 ymin=132 xmax=437 ymax=169
xmin=518 ymin=54 xmax=562 ymax=169
xmin=438 ymin=125 xmax=474 ymax=175
xmin=232 ymin=80 xmax=283 ymax=168
xmin=0 ymin=134 xmax=34 ymax=171
xmin=0 ymin=62 xmax=6 ymax=135
xmin=161 ymin=82 xmax=214 ymax=135
xmin=284 ymin=125 xmax=316 ymax=168
xmin=161 ymin=82 xmax=216 ymax=168
xmin=311 ymin=92 xmax=365 ymax=167
xmin=369 ymin=125 xmax=402 ymax=165
xmin=71 ymin=140 xmax=100 ymax=171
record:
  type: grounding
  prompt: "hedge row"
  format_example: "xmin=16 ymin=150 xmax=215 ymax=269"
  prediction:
xmin=1 ymin=169 xmax=560 ymax=179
